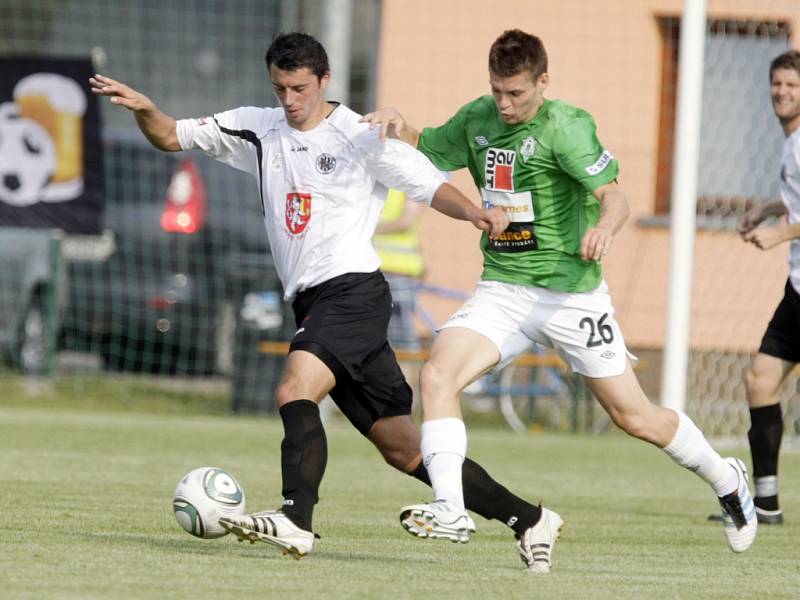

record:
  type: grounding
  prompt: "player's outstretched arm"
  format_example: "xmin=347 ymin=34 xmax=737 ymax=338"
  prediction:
xmin=430 ymin=183 xmax=509 ymax=239
xmin=89 ymin=74 xmax=180 ymax=152
xmin=361 ymin=107 xmax=421 ymax=147
xmin=580 ymin=182 xmax=630 ymax=261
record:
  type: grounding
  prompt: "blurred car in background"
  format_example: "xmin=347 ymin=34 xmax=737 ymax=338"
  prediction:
xmin=60 ymin=136 xmax=288 ymax=376
xmin=0 ymin=227 xmax=65 ymax=375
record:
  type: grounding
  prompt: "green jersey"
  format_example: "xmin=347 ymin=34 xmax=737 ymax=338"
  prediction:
xmin=418 ymin=96 xmax=619 ymax=292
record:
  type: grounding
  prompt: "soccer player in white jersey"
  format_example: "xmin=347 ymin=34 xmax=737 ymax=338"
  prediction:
xmin=731 ymin=49 xmax=800 ymax=525
xmin=90 ymin=32 xmax=561 ymax=567
xmin=364 ymin=29 xmax=758 ymax=563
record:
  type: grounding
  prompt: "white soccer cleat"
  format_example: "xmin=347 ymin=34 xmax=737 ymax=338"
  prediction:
xmin=219 ymin=510 xmax=315 ymax=559
xmin=717 ymin=458 xmax=757 ymax=553
xmin=516 ymin=508 xmax=564 ymax=573
xmin=399 ymin=499 xmax=476 ymax=543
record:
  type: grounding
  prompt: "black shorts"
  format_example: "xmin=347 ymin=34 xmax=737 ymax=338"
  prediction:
xmin=290 ymin=270 xmax=413 ymax=435
xmin=759 ymin=279 xmax=800 ymax=363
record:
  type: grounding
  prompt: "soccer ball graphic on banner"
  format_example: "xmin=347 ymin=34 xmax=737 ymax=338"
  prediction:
xmin=172 ymin=467 xmax=246 ymax=539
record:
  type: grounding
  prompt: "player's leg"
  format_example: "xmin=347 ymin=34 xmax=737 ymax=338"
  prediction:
xmin=338 ymin=324 xmax=560 ymax=568
xmin=744 ymin=281 xmax=800 ymax=524
xmin=366 ymin=414 xmax=543 ymax=535
xmin=417 ymin=326 xmax=500 ymax=515
xmin=744 ymin=352 xmax=793 ymax=523
xmin=222 ymin=272 xmax=390 ymax=557
xmin=273 ymin=350 xmax=336 ymax=531
xmin=584 ymin=361 xmax=756 ymax=551
xmin=539 ymin=283 xmax=756 ymax=552
xmin=219 ymin=349 xmax=334 ymax=557
xmin=368 ymin=414 xmax=560 ymax=572
xmin=415 ymin=281 xmax=534 ymax=517
xmin=401 ymin=282 xmax=564 ymax=562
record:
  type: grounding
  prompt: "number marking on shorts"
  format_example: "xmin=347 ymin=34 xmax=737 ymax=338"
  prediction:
xmin=579 ymin=313 xmax=614 ymax=348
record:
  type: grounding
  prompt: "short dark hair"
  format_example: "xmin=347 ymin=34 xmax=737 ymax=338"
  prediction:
xmin=265 ymin=32 xmax=329 ymax=80
xmin=489 ymin=29 xmax=548 ymax=79
xmin=770 ymin=49 xmax=800 ymax=80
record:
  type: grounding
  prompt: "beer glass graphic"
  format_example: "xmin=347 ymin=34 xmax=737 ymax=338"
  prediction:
xmin=13 ymin=73 xmax=87 ymax=201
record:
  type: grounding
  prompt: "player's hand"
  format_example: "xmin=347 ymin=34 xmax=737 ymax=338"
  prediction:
xmin=473 ymin=207 xmax=509 ymax=239
xmin=90 ymin=74 xmax=154 ymax=113
xmin=737 ymin=205 xmax=765 ymax=239
xmin=580 ymin=226 xmax=614 ymax=261
xmin=360 ymin=107 xmax=406 ymax=142
xmin=744 ymin=226 xmax=783 ymax=251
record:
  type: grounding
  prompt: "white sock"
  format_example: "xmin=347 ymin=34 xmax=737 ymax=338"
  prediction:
xmin=662 ymin=410 xmax=738 ymax=497
xmin=420 ymin=418 xmax=467 ymax=510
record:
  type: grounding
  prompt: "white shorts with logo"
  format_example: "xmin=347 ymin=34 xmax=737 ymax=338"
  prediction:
xmin=440 ymin=280 xmax=635 ymax=378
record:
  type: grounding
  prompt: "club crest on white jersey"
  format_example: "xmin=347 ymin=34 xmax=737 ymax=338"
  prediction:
xmin=285 ymin=192 xmax=311 ymax=236
xmin=485 ymin=148 xmax=515 ymax=192
xmin=316 ymin=153 xmax=336 ymax=174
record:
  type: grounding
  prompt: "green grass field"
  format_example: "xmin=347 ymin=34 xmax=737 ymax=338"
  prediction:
xmin=1 ymin=376 xmax=798 ymax=599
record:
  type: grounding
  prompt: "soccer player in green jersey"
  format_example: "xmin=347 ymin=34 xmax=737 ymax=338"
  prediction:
xmin=364 ymin=29 xmax=757 ymax=567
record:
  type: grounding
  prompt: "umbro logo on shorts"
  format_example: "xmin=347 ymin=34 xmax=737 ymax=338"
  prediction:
xmin=601 ymin=350 xmax=616 ymax=359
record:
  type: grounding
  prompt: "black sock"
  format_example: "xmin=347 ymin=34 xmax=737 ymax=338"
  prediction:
xmin=748 ymin=403 xmax=783 ymax=510
xmin=409 ymin=457 xmax=541 ymax=536
xmin=279 ymin=400 xmax=327 ymax=531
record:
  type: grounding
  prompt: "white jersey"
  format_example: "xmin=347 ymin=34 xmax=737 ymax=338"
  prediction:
xmin=780 ymin=126 xmax=800 ymax=294
xmin=176 ymin=104 xmax=446 ymax=299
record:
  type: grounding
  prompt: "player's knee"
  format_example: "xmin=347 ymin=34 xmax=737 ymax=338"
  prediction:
xmin=275 ymin=380 xmax=300 ymax=408
xmin=378 ymin=446 xmax=418 ymax=472
xmin=744 ymin=366 xmax=779 ymax=404
xmin=420 ymin=360 xmax=457 ymax=397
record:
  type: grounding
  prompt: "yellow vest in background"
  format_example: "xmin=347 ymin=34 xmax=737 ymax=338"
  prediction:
xmin=374 ymin=190 xmax=424 ymax=277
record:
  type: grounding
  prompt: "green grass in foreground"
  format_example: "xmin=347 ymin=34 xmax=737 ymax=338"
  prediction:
xmin=0 ymin=387 xmax=798 ymax=599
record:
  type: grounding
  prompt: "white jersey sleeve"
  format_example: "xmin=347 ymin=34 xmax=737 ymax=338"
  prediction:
xmin=781 ymin=127 xmax=800 ymax=294
xmin=351 ymin=127 xmax=446 ymax=205
xmin=176 ymin=107 xmax=267 ymax=176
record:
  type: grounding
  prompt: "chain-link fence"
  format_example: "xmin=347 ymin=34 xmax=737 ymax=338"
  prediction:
xmin=0 ymin=0 xmax=380 ymax=412
xmin=2 ymin=0 xmax=799 ymax=438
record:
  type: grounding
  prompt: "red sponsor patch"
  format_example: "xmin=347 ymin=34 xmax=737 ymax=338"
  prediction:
xmin=285 ymin=192 xmax=312 ymax=235
xmin=494 ymin=164 xmax=513 ymax=190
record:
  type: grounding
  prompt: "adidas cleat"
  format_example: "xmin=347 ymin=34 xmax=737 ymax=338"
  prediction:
xmin=717 ymin=458 xmax=758 ymax=553
xmin=219 ymin=510 xmax=315 ymax=559
xmin=516 ymin=508 xmax=564 ymax=573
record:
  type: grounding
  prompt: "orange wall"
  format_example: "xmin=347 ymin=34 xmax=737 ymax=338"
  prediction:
xmin=377 ymin=0 xmax=800 ymax=351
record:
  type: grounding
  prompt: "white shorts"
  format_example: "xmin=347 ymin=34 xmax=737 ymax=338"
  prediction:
xmin=440 ymin=280 xmax=635 ymax=378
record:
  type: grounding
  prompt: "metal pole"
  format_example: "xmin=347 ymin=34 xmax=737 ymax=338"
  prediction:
xmin=320 ymin=0 xmax=353 ymax=105
xmin=45 ymin=230 xmax=63 ymax=376
xmin=660 ymin=0 xmax=707 ymax=411
xmin=280 ymin=0 xmax=299 ymax=32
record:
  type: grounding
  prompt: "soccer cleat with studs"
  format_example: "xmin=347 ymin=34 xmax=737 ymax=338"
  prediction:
xmin=716 ymin=457 xmax=758 ymax=553
xmin=219 ymin=510 xmax=316 ymax=559
xmin=399 ymin=499 xmax=476 ymax=543
xmin=515 ymin=507 xmax=564 ymax=573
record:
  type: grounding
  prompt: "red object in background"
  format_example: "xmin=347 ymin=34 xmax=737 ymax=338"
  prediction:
xmin=161 ymin=159 xmax=207 ymax=234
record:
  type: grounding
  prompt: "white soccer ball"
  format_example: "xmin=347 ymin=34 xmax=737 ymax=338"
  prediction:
xmin=172 ymin=467 xmax=246 ymax=539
